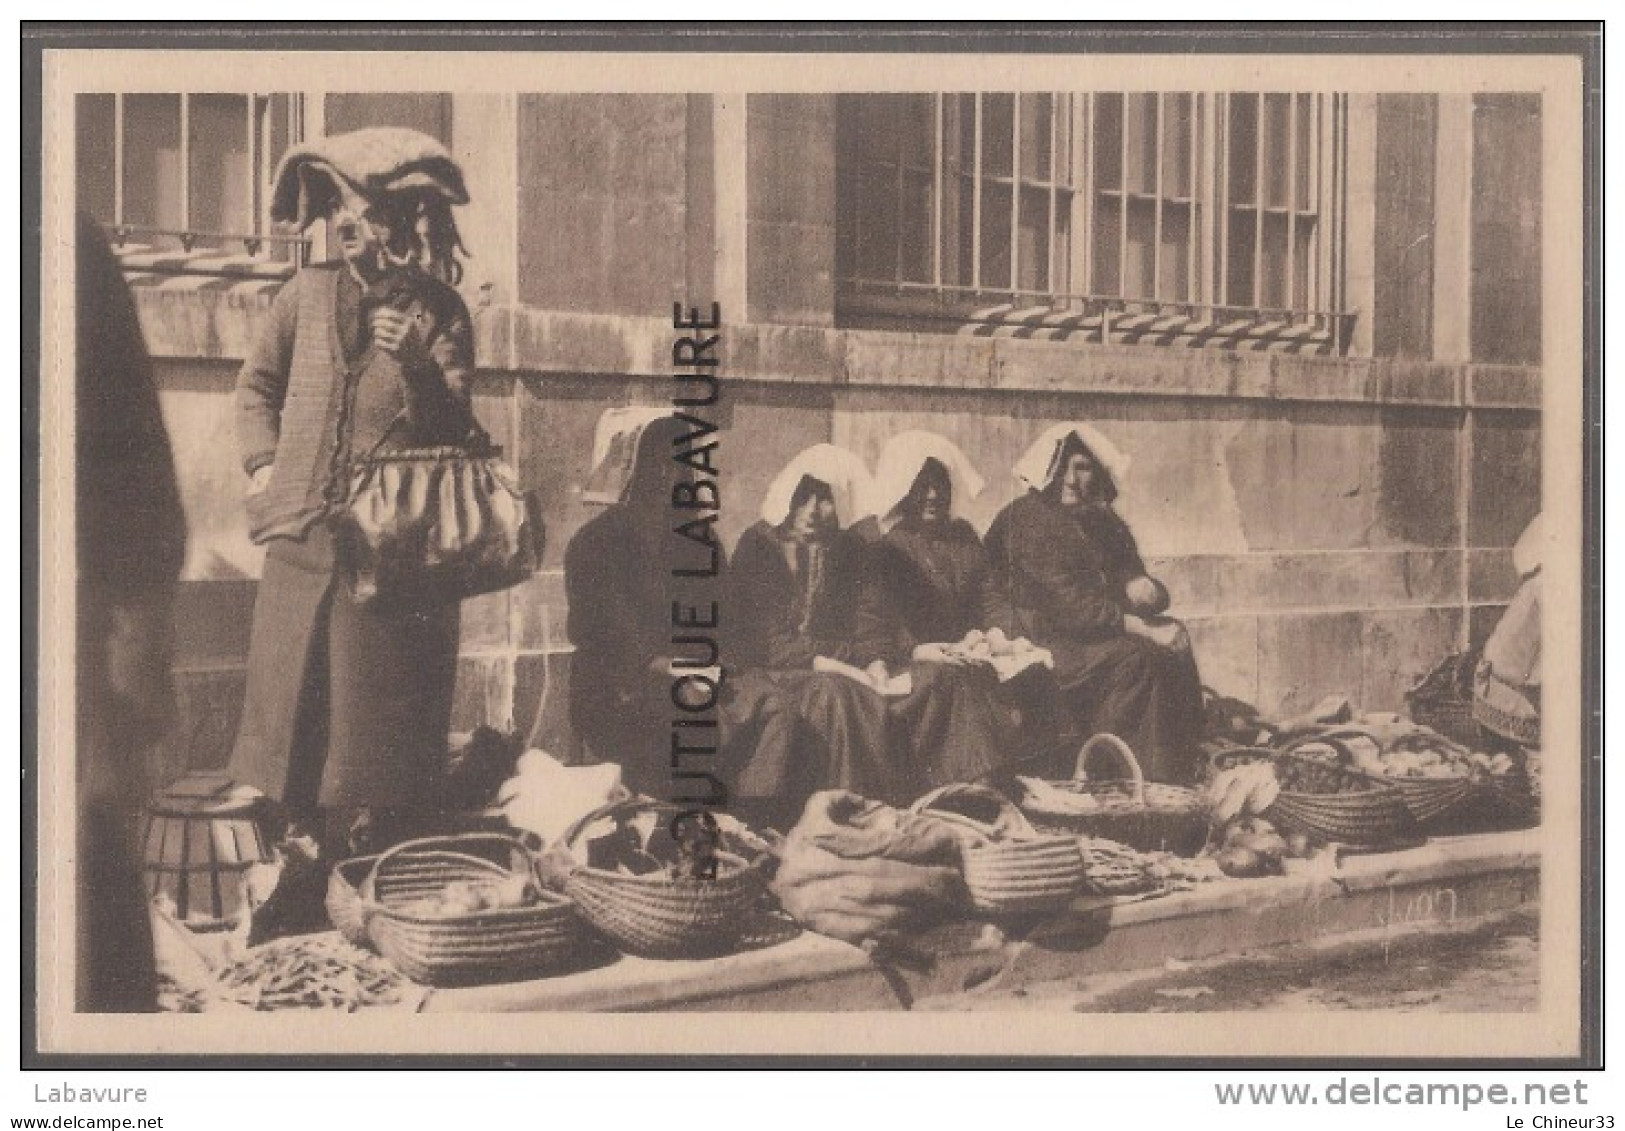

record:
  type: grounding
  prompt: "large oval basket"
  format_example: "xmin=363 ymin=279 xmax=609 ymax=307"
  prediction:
xmin=347 ymin=833 xmax=594 ymax=987
xmin=1284 ymin=726 xmax=1537 ymax=836
xmin=1016 ymin=734 xmax=1209 ymax=855
xmin=1284 ymin=728 xmax=1477 ymax=830
xmin=1209 ymin=744 xmax=1419 ymax=850
xmin=554 ymin=800 xmax=771 ymax=960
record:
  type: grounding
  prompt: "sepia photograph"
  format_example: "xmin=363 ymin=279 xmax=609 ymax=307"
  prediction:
xmin=27 ymin=29 xmax=1598 ymax=1064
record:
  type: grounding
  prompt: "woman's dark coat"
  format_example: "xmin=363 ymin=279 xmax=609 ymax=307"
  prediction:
xmin=984 ymin=493 xmax=1204 ymax=784
xmin=852 ymin=517 xmax=1006 ymax=666
xmin=227 ymin=263 xmax=475 ymax=814
xmin=565 ymin=502 xmax=812 ymax=811
xmin=726 ymin=521 xmax=908 ymax=809
xmin=854 ymin=517 xmax=1054 ymax=788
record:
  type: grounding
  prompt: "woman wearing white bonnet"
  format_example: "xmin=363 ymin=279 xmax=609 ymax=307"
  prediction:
xmin=985 ymin=423 xmax=1205 ymax=783
xmin=852 ymin=431 xmax=1054 ymax=789
xmin=730 ymin=444 xmax=900 ymax=823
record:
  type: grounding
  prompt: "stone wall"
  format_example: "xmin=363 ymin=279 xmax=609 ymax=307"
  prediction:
xmin=142 ymin=286 xmax=1539 ymax=782
xmin=131 ymin=89 xmax=1543 ymax=783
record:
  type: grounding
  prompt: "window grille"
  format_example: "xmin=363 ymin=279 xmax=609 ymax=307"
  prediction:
xmin=77 ymin=93 xmax=310 ymax=279
xmin=836 ymin=92 xmax=1352 ymax=354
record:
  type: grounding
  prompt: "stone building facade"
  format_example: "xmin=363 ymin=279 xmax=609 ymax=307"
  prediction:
xmin=75 ymin=90 xmax=1543 ymax=776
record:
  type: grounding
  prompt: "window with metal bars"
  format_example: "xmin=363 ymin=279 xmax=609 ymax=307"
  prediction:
xmin=836 ymin=92 xmax=1352 ymax=354
xmin=76 ymin=93 xmax=310 ymax=277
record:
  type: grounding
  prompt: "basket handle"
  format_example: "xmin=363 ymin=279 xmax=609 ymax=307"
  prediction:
xmin=1073 ymin=734 xmax=1145 ymax=804
xmin=1205 ymin=743 xmax=1278 ymax=775
xmin=908 ymin=783 xmax=1037 ymax=839
xmin=361 ymin=832 xmax=534 ymax=898
xmin=1277 ymin=729 xmax=1365 ymax=759
xmin=558 ymin=796 xmax=669 ymax=855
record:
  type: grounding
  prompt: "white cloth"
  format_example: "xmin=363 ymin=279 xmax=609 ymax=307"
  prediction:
xmin=867 ymin=431 xmax=985 ymax=523
xmin=583 ymin=406 xmax=674 ymax=504
xmin=590 ymin=405 xmax=673 ymax=473
xmin=497 ymin=749 xmax=629 ymax=847
xmin=758 ymin=443 xmax=875 ymax=529
xmin=1012 ymin=423 xmax=1131 ymax=495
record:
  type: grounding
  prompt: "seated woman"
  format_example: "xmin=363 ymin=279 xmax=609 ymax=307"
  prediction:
xmin=854 ymin=432 xmax=1050 ymax=788
xmin=984 ymin=424 xmax=1204 ymax=784
xmin=727 ymin=445 xmax=898 ymax=816
xmin=565 ymin=412 xmax=703 ymax=798
xmin=565 ymin=412 xmax=794 ymax=808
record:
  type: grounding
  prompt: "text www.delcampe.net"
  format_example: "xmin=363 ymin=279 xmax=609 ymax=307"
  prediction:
xmin=11 ymin=1119 xmax=164 ymax=1129
xmin=1214 ymin=1078 xmax=1595 ymax=1112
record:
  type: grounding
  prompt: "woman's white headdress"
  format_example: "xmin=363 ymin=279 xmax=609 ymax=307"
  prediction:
xmin=759 ymin=444 xmax=876 ymax=529
xmin=583 ymin=406 xmax=675 ymax=505
xmin=1012 ymin=423 xmax=1130 ymax=498
xmin=867 ymin=431 xmax=986 ymax=526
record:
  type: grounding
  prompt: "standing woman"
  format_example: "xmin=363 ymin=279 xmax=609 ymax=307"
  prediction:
xmin=854 ymin=432 xmax=1043 ymax=790
xmin=984 ymin=424 xmax=1205 ymax=784
xmin=228 ymin=129 xmax=479 ymax=857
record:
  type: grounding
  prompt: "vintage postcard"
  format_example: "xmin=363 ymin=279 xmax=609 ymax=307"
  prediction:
xmin=29 ymin=30 xmax=1597 ymax=1062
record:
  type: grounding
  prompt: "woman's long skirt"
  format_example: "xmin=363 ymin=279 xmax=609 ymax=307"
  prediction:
xmin=888 ymin=663 xmax=1029 ymax=795
xmin=1047 ymin=635 xmax=1204 ymax=785
xmin=727 ymin=670 xmax=891 ymax=814
xmin=227 ymin=525 xmax=460 ymax=817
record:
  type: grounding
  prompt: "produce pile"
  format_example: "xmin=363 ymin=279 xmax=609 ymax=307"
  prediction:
xmin=941 ymin=627 xmax=1038 ymax=662
xmin=1079 ymin=837 xmax=1222 ymax=894
xmin=1206 ymin=816 xmax=1317 ymax=878
xmin=406 ymin=872 xmax=541 ymax=917
xmin=939 ymin=627 xmax=1054 ymax=682
xmin=1284 ymin=721 xmax=1518 ymax=782
xmin=215 ymin=934 xmax=410 ymax=1012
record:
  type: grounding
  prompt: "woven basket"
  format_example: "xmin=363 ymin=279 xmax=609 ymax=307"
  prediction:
xmin=1473 ymin=693 xmax=1541 ymax=747
xmin=1406 ymin=652 xmax=1482 ymax=748
xmin=354 ymin=833 xmax=592 ymax=987
xmin=910 ymin=784 xmax=1086 ymax=916
xmin=1208 ymin=742 xmax=1418 ymax=849
xmin=555 ymin=800 xmax=770 ymax=960
xmin=1076 ymin=839 xmax=1166 ymax=897
xmin=1288 ymin=726 xmax=1478 ymax=829
xmin=1265 ymin=749 xmax=1418 ymax=849
xmin=1428 ymin=754 xmax=1540 ymax=834
xmin=1296 ymin=725 xmax=1534 ymax=835
xmin=1016 ymin=734 xmax=1209 ymax=855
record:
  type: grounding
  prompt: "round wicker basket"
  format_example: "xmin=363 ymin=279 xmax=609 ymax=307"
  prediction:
xmin=909 ymin=784 xmax=1087 ymax=916
xmin=1016 ymin=734 xmax=1209 ymax=855
xmin=1207 ymin=742 xmax=1418 ymax=850
xmin=349 ymin=833 xmax=593 ymax=987
xmin=554 ymin=800 xmax=771 ymax=960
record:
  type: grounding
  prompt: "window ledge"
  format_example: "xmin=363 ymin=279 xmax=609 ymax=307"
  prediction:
xmin=126 ymin=285 xmax=1540 ymax=413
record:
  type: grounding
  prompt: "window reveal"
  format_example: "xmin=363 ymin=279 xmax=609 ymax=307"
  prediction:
xmin=837 ymin=92 xmax=1351 ymax=353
